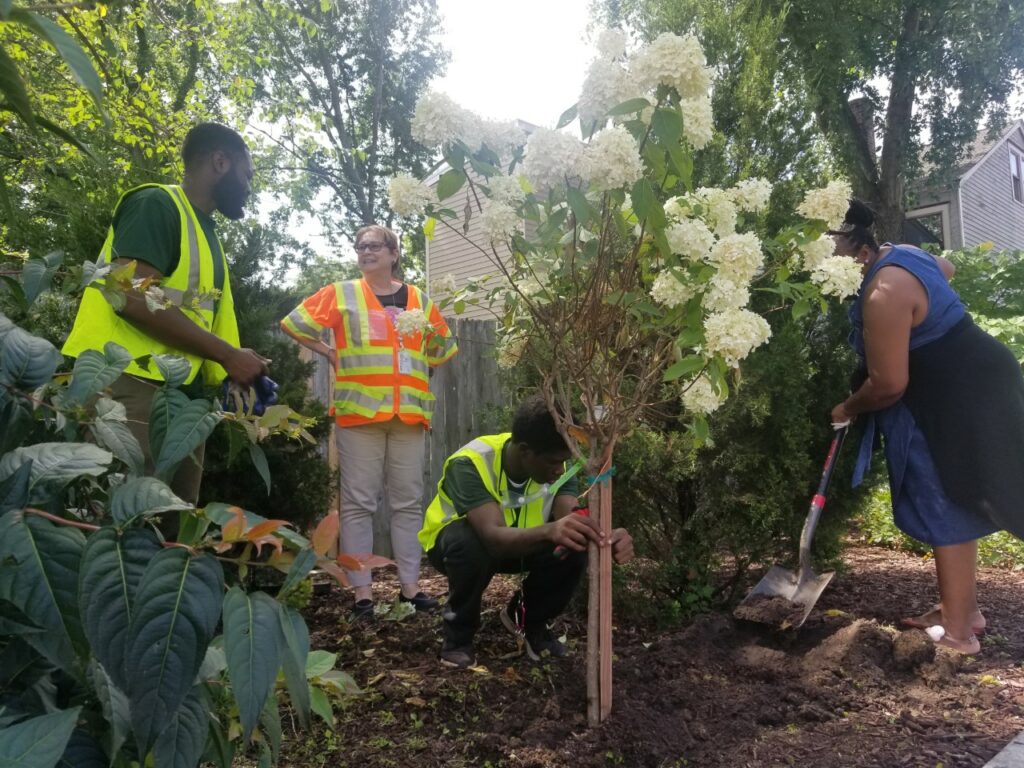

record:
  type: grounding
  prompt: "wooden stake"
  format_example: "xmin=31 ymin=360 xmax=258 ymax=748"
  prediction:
xmin=599 ymin=475 xmax=613 ymax=720
xmin=586 ymin=460 xmax=615 ymax=726
xmin=587 ymin=528 xmax=600 ymax=726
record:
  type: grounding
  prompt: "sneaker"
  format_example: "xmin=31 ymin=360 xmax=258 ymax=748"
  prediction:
xmin=350 ymin=598 xmax=374 ymax=621
xmin=500 ymin=604 xmax=525 ymax=639
xmin=399 ymin=591 xmax=440 ymax=612
xmin=524 ymin=625 xmax=567 ymax=661
xmin=439 ymin=642 xmax=475 ymax=669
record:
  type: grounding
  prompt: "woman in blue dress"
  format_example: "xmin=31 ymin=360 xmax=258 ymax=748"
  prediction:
xmin=829 ymin=200 xmax=1024 ymax=654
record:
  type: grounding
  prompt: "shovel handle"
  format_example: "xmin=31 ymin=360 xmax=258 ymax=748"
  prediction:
xmin=798 ymin=425 xmax=848 ymax=576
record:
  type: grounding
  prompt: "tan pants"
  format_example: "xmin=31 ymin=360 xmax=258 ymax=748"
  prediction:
xmin=110 ymin=375 xmax=205 ymax=505
xmin=336 ymin=418 xmax=427 ymax=587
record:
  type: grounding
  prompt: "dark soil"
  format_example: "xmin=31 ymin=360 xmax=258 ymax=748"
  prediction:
xmin=733 ymin=594 xmax=807 ymax=628
xmin=266 ymin=545 xmax=1024 ymax=768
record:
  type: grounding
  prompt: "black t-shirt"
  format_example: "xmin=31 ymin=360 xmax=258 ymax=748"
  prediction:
xmin=375 ymin=284 xmax=409 ymax=310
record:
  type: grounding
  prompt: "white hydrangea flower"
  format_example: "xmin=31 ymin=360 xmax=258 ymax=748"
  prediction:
xmin=663 ymin=195 xmax=694 ymax=222
xmin=681 ymin=374 xmax=725 ymax=415
xmin=583 ymin=126 xmax=644 ymax=191
xmin=707 ymin=232 xmax=764 ymax=285
xmin=578 ymin=59 xmax=643 ymax=126
xmin=596 ymin=28 xmax=629 ymax=60
xmin=650 ymin=270 xmax=695 ymax=308
xmin=799 ymin=235 xmax=836 ymax=270
xmin=388 ymin=174 xmax=435 ymax=217
xmin=429 ymin=273 xmax=458 ymax=297
xmin=680 ymin=96 xmax=714 ymax=150
xmin=704 ymin=308 xmax=772 ymax=367
xmin=631 ymin=32 xmax=712 ymax=101
xmin=523 ymin=128 xmax=586 ymax=191
xmin=810 ymin=256 xmax=863 ymax=299
xmin=479 ymin=120 xmax=527 ymax=156
xmin=702 ymin=274 xmax=750 ymax=312
xmin=487 ymin=174 xmax=526 ymax=205
xmin=395 ymin=308 xmax=432 ymax=336
xmin=691 ymin=187 xmax=738 ymax=236
xmin=411 ymin=91 xmax=481 ymax=149
xmin=797 ymin=179 xmax=852 ymax=228
xmin=496 ymin=333 xmax=528 ymax=369
xmin=730 ymin=178 xmax=773 ymax=213
xmin=666 ymin=218 xmax=715 ymax=261
xmin=481 ymin=201 xmax=522 ymax=244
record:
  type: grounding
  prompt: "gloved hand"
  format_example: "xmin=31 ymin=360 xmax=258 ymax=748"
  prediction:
xmin=221 ymin=375 xmax=279 ymax=416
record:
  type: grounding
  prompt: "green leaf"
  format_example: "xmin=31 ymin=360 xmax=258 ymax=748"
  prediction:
xmin=0 ymin=444 xmax=111 ymax=504
xmin=662 ymin=355 xmax=706 ymax=382
xmin=79 ymin=528 xmax=162 ymax=691
xmin=87 ymin=660 xmax=130 ymax=762
xmin=0 ymin=46 xmax=34 ymax=127
xmin=0 ymin=2 xmax=12 ymax=20
xmin=0 ymin=460 xmax=31 ymax=518
xmin=152 ymin=686 xmax=207 ymax=768
xmin=20 ymin=257 xmax=57 ymax=305
xmin=651 ymin=107 xmax=683 ymax=145
xmin=222 ymin=587 xmax=282 ymax=741
xmin=422 ymin=217 xmax=436 ymax=240
xmin=0 ymin=399 xmax=32 ymax=455
xmin=154 ymin=399 xmax=221 ymax=480
xmin=607 ymin=97 xmax=652 ymax=116
xmin=11 ymin=11 xmax=104 ymax=110
xmin=436 ymin=168 xmax=467 ymax=201
xmin=110 ymin=478 xmax=191 ymax=525
xmin=259 ymin=693 xmax=282 ymax=764
xmin=63 ymin=344 xmax=133 ymax=406
xmin=690 ymin=414 xmax=709 ymax=445
xmin=202 ymin=714 xmax=233 ymax=768
xmin=34 ymin=115 xmax=94 ymax=158
xmin=0 ymin=708 xmax=80 ymax=768
xmin=309 ymin=686 xmax=334 ymax=727
xmin=55 ymin=730 xmax=106 ymax=768
xmin=124 ymin=549 xmax=224 ymax=755
xmin=555 ymin=102 xmax=578 ymax=129
xmin=152 ymin=355 xmax=191 ymax=388
xmin=469 ymin=158 xmax=499 ymax=178
xmin=0 ymin=512 xmax=86 ymax=673
xmin=278 ymin=547 xmax=317 ymax=599
xmin=204 ymin=503 xmax=309 ymax=550
xmin=91 ymin=400 xmax=144 ymax=476
xmin=630 ymin=178 xmax=667 ymax=231
xmin=247 ymin=442 xmax=271 ymax=495
xmin=0 ymin=598 xmax=40 ymax=635
xmin=277 ymin=605 xmax=311 ymax=729
xmin=305 ymin=649 xmax=337 ymax=679
xmin=566 ymin=188 xmax=594 ymax=226
xmin=792 ymin=298 xmax=812 ymax=319
xmin=0 ymin=328 xmax=62 ymax=389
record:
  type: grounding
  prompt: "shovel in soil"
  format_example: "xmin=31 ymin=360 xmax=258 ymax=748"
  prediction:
xmin=734 ymin=424 xmax=848 ymax=630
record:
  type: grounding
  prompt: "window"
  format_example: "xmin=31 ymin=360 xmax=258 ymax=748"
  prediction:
xmin=1011 ymin=147 xmax=1024 ymax=204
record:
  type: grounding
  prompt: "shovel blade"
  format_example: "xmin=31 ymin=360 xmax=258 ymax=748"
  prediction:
xmin=734 ymin=566 xmax=835 ymax=629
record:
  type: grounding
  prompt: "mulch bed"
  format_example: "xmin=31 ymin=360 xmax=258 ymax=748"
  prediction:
xmin=264 ymin=545 xmax=1024 ymax=768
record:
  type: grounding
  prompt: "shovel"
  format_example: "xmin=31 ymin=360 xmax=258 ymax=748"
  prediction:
xmin=734 ymin=424 xmax=848 ymax=630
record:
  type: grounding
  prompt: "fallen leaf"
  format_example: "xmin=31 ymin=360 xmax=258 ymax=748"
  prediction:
xmin=824 ymin=609 xmax=849 ymax=618
xmin=405 ymin=696 xmax=427 ymax=707
xmin=365 ymin=673 xmax=386 ymax=687
xmin=362 ymin=649 xmax=375 ymax=658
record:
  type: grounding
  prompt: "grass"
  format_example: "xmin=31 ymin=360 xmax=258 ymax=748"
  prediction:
xmin=853 ymin=483 xmax=1024 ymax=569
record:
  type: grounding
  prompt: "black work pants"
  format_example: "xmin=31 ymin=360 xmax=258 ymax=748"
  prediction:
xmin=426 ymin=517 xmax=586 ymax=647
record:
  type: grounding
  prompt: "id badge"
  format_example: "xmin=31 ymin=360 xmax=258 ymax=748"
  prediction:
xmin=398 ymin=350 xmax=412 ymax=374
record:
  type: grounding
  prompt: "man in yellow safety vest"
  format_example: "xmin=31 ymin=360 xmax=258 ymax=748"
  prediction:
xmin=419 ymin=394 xmax=635 ymax=669
xmin=63 ymin=122 xmax=268 ymax=504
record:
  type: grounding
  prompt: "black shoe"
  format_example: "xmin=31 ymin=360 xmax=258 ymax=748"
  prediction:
xmin=524 ymin=625 xmax=567 ymax=661
xmin=399 ymin=591 xmax=440 ymax=612
xmin=439 ymin=641 xmax=475 ymax=669
xmin=350 ymin=598 xmax=374 ymax=621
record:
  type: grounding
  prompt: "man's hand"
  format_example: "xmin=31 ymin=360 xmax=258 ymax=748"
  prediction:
xmin=548 ymin=513 xmax=604 ymax=553
xmin=610 ymin=528 xmax=634 ymax=564
xmin=223 ymin=347 xmax=270 ymax=387
xmin=830 ymin=401 xmax=854 ymax=427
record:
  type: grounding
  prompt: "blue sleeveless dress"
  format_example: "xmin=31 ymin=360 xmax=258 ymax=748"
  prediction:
xmin=849 ymin=245 xmax=999 ymax=546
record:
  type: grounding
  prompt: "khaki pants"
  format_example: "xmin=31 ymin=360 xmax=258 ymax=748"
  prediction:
xmin=110 ymin=375 xmax=205 ymax=505
xmin=336 ymin=418 xmax=427 ymax=587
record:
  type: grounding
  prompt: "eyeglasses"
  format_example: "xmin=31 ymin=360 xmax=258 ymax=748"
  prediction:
xmin=355 ymin=241 xmax=389 ymax=253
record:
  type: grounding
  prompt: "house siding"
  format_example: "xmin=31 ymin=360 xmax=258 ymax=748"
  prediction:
xmin=960 ymin=126 xmax=1024 ymax=251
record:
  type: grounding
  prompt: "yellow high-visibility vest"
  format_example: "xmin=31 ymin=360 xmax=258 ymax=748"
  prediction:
xmin=63 ymin=184 xmax=239 ymax=385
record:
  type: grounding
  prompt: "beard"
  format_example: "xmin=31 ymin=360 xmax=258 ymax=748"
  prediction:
xmin=212 ymin=172 xmax=249 ymax=220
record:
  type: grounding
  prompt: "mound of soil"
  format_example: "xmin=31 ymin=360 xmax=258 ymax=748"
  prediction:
xmin=253 ymin=545 xmax=1024 ymax=768
xmin=734 ymin=594 xmax=807 ymax=627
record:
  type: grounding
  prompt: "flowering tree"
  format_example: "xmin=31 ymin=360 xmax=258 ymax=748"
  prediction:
xmin=388 ymin=29 xmax=861 ymax=723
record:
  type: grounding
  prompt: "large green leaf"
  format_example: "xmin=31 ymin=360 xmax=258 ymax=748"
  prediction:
xmin=110 ymin=478 xmax=191 ymax=526
xmin=87 ymin=659 xmax=130 ymax=763
xmin=0 ymin=46 xmax=33 ymax=127
xmin=152 ymin=686 xmax=207 ymax=768
xmin=0 ymin=328 xmax=62 ymax=389
xmin=662 ymin=355 xmax=706 ymax=382
xmin=0 ymin=399 xmax=33 ymax=455
xmin=277 ymin=605 xmax=311 ymax=729
xmin=91 ymin=399 xmax=144 ymax=476
xmin=0 ymin=512 xmax=86 ymax=673
xmin=259 ymin=693 xmax=282 ymax=764
xmin=148 ymin=388 xmax=190 ymax=461
xmin=79 ymin=527 xmax=162 ymax=690
xmin=125 ymin=549 xmax=223 ymax=754
xmin=651 ymin=107 xmax=683 ymax=146
xmin=154 ymin=398 xmax=221 ymax=479
xmin=19 ymin=257 xmax=57 ymax=306
xmin=0 ymin=311 xmax=14 ymax=343
xmin=436 ymin=168 xmax=467 ymax=201
xmin=10 ymin=11 xmax=103 ymax=110
xmin=0 ymin=708 xmax=80 ymax=768
xmin=277 ymin=547 xmax=317 ymax=599
xmin=55 ymin=730 xmax=106 ymax=768
xmin=222 ymin=587 xmax=282 ymax=740
xmin=152 ymin=355 xmax=191 ymax=389
xmin=202 ymin=714 xmax=234 ymax=768
xmin=247 ymin=442 xmax=271 ymax=495
xmin=0 ymin=444 xmax=111 ymax=504
xmin=0 ymin=460 xmax=31 ymax=517
xmin=63 ymin=344 xmax=133 ymax=406
xmin=0 ymin=598 xmax=40 ymax=635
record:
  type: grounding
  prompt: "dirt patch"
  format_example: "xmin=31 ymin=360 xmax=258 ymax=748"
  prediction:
xmin=247 ymin=545 xmax=1024 ymax=768
xmin=734 ymin=593 xmax=807 ymax=627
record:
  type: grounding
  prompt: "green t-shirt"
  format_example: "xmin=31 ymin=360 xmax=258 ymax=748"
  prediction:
xmin=109 ymin=187 xmax=225 ymax=295
xmin=442 ymin=456 xmax=579 ymax=519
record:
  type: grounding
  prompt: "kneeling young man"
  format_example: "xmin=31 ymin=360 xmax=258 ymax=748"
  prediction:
xmin=418 ymin=395 xmax=634 ymax=668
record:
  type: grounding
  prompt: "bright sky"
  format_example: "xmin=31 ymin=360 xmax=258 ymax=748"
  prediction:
xmin=432 ymin=0 xmax=595 ymax=127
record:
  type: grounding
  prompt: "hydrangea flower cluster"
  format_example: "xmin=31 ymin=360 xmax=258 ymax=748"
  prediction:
xmin=394 ymin=308 xmax=433 ymax=336
xmin=797 ymin=179 xmax=853 ymax=228
xmin=387 ymin=174 xmax=435 ymax=217
xmin=582 ymin=126 xmax=644 ymax=191
xmin=650 ymin=270 xmax=695 ymax=308
xmin=811 ymin=257 xmax=865 ymax=298
xmin=703 ymin=308 xmax=772 ymax=367
xmin=481 ymin=200 xmax=522 ymax=244
xmin=523 ymin=128 xmax=585 ymax=192
xmin=681 ymin=374 xmax=725 ymax=414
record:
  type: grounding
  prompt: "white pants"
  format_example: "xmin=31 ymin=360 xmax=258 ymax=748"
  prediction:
xmin=336 ymin=418 xmax=427 ymax=588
